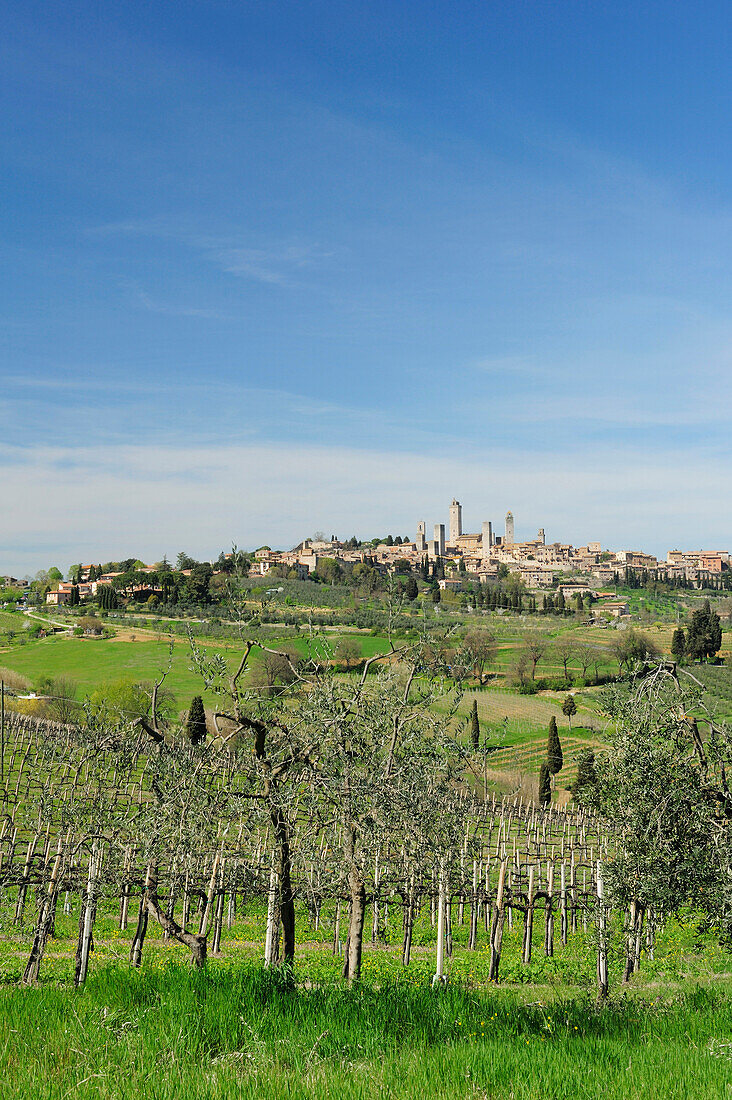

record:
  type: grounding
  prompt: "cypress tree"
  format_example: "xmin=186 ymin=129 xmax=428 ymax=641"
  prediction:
xmin=186 ymin=695 xmax=207 ymax=746
xmin=547 ymin=716 xmax=563 ymax=774
xmin=539 ymin=762 xmax=551 ymax=807
xmin=670 ymin=627 xmax=686 ymax=663
xmin=686 ymin=600 xmax=722 ymax=662
xmin=574 ymin=749 xmax=597 ymax=804
xmin=470 ymin=699 xmax=480 ymax=751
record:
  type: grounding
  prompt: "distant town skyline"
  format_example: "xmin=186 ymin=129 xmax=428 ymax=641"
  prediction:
xmin=3 ymin=480 xmax=730 ymax=579
xmin=3 ymin=3 xmax=731 ymax=572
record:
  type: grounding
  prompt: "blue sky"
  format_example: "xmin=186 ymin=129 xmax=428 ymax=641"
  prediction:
xmin=2 ymin=1 xmax=731 ymax=572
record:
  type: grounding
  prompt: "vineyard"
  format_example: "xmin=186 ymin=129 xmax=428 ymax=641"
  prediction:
xmin=0 ymin=639 xmax=731 ymax=1100
xmin=1 ymin=655 xmax=728 ymax=998
xmin=0 ymin=709 xmax=617 ymax=981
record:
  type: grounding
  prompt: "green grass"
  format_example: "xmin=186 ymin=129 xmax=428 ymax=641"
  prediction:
xmin=0 ymin=610 xmax=25 ymax=632
xmin=2 ymin=965 xmax=731 ymax=1099
xmin=0 ymin=634 xmax=223 ymax=703
xmin=0 ymin=629 xmax=401 ymax=706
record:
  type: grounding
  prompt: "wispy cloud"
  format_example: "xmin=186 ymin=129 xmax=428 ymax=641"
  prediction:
xmin=2 ymin=438 xmax=730 ymax=574
xmin=89 ymin=219 xmax=334 ymax=288
xmin=119 ymin=280 xmax=229 ymax=319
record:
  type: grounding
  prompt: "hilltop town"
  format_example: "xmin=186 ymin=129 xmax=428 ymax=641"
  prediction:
xmin=1 ymin=498 xmax=728 ymax=611
xmin=252 ymin=499 xmax=729 ymax=590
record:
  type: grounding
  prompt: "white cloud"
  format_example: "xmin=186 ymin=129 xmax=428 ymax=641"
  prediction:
xmin=2 ymin=440 xmax=730 ymax=574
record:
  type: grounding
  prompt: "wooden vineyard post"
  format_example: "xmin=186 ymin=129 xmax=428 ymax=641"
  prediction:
xmin=544 ymin=862 xmax=554 ymax=957
xmin=130 ymin=865 xmax=151 ymax=969
xmin=622 ymin=901 xmax=636 ymax=983
xmin=75 ymin=841 xmax=101 ymax=987
xmin=468 ymin=859 xmax=478 ymax=951
xmin=14 ymin=835 xmax=38 ymax=926
xmin=488 ymin=859 xmax=507 ymax=981
xmin=332 ymin=900 xmax=341 ymax=956
xmin=596 ymin=862 xmax=609 ymax=1001
xmin=211 ymin=862 xmax=226 ymax=956
xmin=633 ymin=904 xmax=645 ymax=975
xmin=582 ymin=868 xmax=588 ymax=932
xmin=560 ymin=862 xmax=568 ymax=947
xmin=119 ymin=846 xmax=132 ymax=931
xmin=182 ymin=868 xmax=191 ymax=930
xmin=264 ymin=853 xmax=279 ymax=967
xmin=402 ymin=872 xmax=415 ymax=967
xmin=371 ymin=851 xmax=380 ymax=944
xmin=199 ymin=850 xmax=222 ymax=939
xmin=432 ymin=861 xmax=446 ymax=986
xmin=445 ymin=884 xmax=453 ymax=958
xmin=645 ymin=908 xmax=655 ymax=961
xmin=484 ymin=863 xmax=491 ymax=934
xmin=522 ymin=865 xmax=535 ymax=966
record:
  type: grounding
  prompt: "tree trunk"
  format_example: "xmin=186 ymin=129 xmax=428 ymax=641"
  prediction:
xmin=488 ymin=860 xmax=506 ymax=981
xmin=544 ymin=863 xmax=554 ymax=957
xmin=521 ymin=865 xmax=535 ymax=965
xmin=14 ymin=836 xmax=38 ymax=926
xmin=273 ymin=810 xmax=295 ymax=967
xmin=22 ymin=840 xmax=63 ymax=985
xmin=130 ymin=884 xmax=149 ymax=968
xmin=468 ymin=860 xmax=478 ymax=950
xmin=75 ymin=842 xmax=100 ymax=987
xmin=343 ymin=854 xmax=366 ymax=986
xmin=145 ymin=863 xmax=207 ymax=967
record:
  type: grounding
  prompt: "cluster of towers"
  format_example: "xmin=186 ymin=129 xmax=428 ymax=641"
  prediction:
xmin=415 ymin=500 xmax=520 ymax=560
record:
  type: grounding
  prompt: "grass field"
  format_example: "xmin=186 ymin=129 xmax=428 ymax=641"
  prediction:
xmin=1 ymin=899 xmax=731 ymax=1099
xmin=3 ymin=969 xmax=731 ymax=1099
xmin=0 ymin=625 xmax=400 ymax=709
xmin=0 ymin=633 xmax=221 ymax=702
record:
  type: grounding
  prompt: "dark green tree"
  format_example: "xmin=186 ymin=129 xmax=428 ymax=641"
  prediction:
xmin=573 ymin=748 xmax=597 ymax=804
xmin=539 ymin=762 xmax=552 ymax=807
xmin=670 ymin=627 xmax=686 ymax=663
xmin=686 ymin=600 xmax=722 ymax=662
xmin=404 ymin=577 xmax=419 ymax=601
xmin=69 ymin=584 xmax=80 ymax=607
xmin=470 ymin=699 xmax=480 ymax=751
xmin=547 ymin=715 xmax=563 ymax=774
xmin=185 ymin=695 xmax=207 ymax=746
xmin=562 ymin=693 xmax=578 ymax=730
xmin=98 ymin=584 xmax=118 ymax=610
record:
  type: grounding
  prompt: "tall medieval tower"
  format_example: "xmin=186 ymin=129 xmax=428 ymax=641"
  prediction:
xmin=449 ymin=499 xmax=462 ymax=545
xmin=505 ymin=511 xmax=515 ymax=545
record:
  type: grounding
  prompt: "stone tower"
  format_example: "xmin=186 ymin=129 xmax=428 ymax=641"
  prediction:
xmin=416 ymin=521 xmax=427 ymax=552
xmin=433 ymin=523 xmax=446 ymax=557
xmin=505 ymin=511 xmax=515 ymax=545
xmin=449 ymin=499 xmax=462 ymax=546
xmin=481 ymin=520 xmax=493 ymax=560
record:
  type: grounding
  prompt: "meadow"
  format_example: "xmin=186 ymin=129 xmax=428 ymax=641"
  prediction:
xmin=1 ymin=903 xmax=731 ymax=1100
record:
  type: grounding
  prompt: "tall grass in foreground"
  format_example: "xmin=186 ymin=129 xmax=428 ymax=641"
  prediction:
xmin=2 ymin=965 xmax=731 ymax=1098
